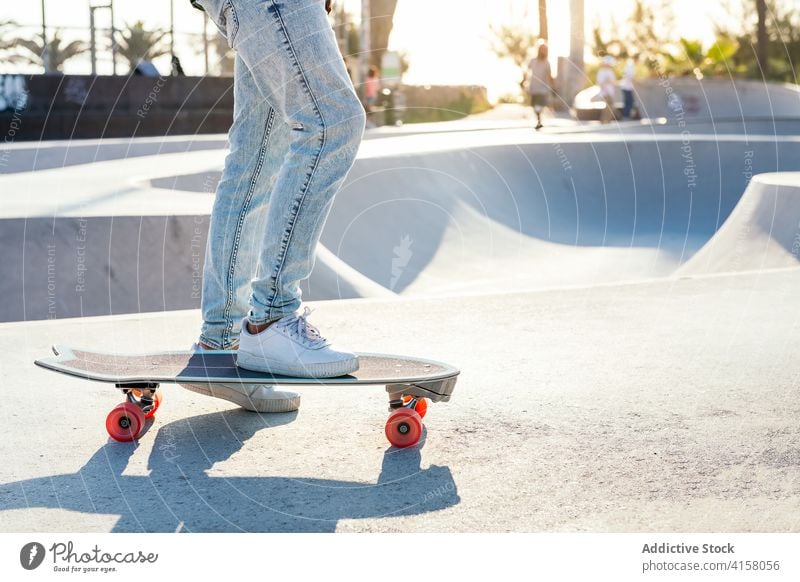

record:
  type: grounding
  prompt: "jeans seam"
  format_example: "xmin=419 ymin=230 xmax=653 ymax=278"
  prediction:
xmin=223 ymin=0 xmax=240 ymax=48
xmin=221 ymin=107 xmax=276 ymax=344
xmin=263 ymin=0 xmax=327 ymax=322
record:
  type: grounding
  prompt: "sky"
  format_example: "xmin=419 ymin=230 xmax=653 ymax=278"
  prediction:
xmin=0 ymin=0 xmax=786 ymax=101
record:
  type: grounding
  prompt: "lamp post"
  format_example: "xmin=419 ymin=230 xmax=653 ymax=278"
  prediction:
xmin=170 ymin=0 xmax=176 ymax=59
xmin=89 ymin=2 xmax=116 ymax=75
xmin=40 ymin=0 xmax=48 ymax=72
xmin=110 ymin=0 xmax=116 ymax=75
xmin=203 ymin=12 xmax=209 ymax=75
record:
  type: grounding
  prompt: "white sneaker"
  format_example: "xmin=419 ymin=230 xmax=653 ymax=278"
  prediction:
xmin=180 ymin=343 xmax=301 ymax=413
xmin=237 ymin=307 xmax=359 ymax=378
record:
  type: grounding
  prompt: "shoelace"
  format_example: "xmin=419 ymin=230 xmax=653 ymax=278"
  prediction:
xmin=277 ymin=307 xmax=329 ymax=348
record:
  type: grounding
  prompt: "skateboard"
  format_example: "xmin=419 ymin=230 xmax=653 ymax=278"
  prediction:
xmin=35 ymin=345 xmax=459 ymax=448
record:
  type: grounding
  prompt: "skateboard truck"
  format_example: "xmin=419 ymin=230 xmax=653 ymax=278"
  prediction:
xmin=385 ymin=375 xmax=457 ymax=404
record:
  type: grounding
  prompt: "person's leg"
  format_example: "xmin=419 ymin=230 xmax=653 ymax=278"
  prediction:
xmin=230 ymin=0 xmax=364 ymax=325
xmin=199 ymin=54 xmax=292 ymax=350
xmin=202 ymin=0 xmax=365 ymax=377
xmin=191 ymin=53 xmax=300 ymax=411
xmin=623 ymin=89 xmax=633 ymax=119
xmin=601 ymin=96 xmax=614 ymax=123
xmin=531 ymin=94 xmax=543 ymax=129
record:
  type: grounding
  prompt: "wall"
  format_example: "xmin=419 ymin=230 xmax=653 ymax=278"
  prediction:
xmin=0 ymin=74 xmax=234 ymax=140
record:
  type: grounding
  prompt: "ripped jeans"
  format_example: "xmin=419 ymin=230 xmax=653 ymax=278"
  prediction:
xmin=195 ymin=0 xmax=365 ymax=349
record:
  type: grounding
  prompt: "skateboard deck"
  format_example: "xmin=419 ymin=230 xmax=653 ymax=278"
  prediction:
xmin=36 ymin=345 xmax=459 ymax=447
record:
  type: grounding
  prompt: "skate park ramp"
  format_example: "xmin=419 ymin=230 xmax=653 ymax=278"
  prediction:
xmin=677 ymin=172 xmax=800 ymax=275
xmin=2 ymin=124 xmax=800 ymax=321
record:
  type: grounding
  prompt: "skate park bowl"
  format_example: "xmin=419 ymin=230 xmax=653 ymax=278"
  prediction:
xmin=2 ymin=118 xmax=800 ymax=322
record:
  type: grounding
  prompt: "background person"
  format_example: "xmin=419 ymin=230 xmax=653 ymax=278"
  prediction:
xmin=527 ymin=41 xmax=553 ymax=130
xmin=364 ymin=66 xmax=380 ymax=112
xmin=620 ymin=57 xmax=636 ymax=119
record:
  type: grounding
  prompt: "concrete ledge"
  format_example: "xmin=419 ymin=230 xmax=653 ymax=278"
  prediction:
xmin=678 ymin=172 xmax=800 ymax=275
xmin=0 ymin=215 xmax=391 ymax=322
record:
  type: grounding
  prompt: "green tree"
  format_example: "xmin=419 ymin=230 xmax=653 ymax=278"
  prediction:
xmin=662 ymin=36 xmax=740 ymax=77
xmin=716 ymin=0 xmax=800 ymax=81
xmin=593 ymin=0 xmax=675 ymax=63
xmin=762 ymin=1 xmax=800 ymax=80
xmin=115 ymin=21 xmax=169 ymax=72
xmin=630 ymin=0 xmax=674 ymax=60
xmin=489 ymin=24 xmax=539 ymax=93
xmin=12 ymin=30 xmax=87 ymax=73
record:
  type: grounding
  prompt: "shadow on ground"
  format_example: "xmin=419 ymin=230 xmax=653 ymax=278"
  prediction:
xmin=0 ymin=410 xmax=459 ymax=532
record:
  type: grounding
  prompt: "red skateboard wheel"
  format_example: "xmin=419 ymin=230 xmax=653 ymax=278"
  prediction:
xmin=106 ymin=402 xmax=145 ymax=442
xmin=385 ymin=408 xmax=422 ymax=448
xmin=403 ymin=395 xmax=428 ymax=419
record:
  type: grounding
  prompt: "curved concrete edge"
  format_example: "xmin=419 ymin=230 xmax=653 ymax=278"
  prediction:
xmin=677 ymin=172 xmax=800 ymax=276
xmin=300 ymin=244 xmax=395 ymax=301
xmin=6 ymin=130 xmax=800 ymax=322
xmin=0 ymin=215 xmax=391 ymax=323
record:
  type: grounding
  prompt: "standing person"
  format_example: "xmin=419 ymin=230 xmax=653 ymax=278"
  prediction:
xmin=364 ymin=66 xmax=380 ymax=112
xmin=620 ymin=56 xmax=636 ymax=119
xmin=185 ymin=0 xmax=365 ymax=413
xmin=527 ymin=41 xmax=553 ymax=130
xmin=597 ymin=55 xmax=617 ymax=123
xmin=171 ymin=55 xmax=185 ymax=76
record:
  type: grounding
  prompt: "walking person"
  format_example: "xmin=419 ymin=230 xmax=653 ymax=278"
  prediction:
xmin=527 ymin=41 xmax=553 ymax=130
xmin=597 ymin=55 xmax=617 ymax=124
xmin=364 ymin=66 xmax=380 ymax=112
xmin=186 ymin=0 xmax=365 ymax=413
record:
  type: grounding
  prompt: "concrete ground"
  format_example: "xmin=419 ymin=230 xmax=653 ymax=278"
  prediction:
xmin=2 ymin=104 xmax=800 ymax=533
xmin=1 ymin=266 xmax=799 ymax=532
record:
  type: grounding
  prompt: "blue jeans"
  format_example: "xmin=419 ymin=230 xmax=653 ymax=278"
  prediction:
xmin=196 ymin=0 xmax=365 ymax=349
xmin=622 ymin=89 xmax=634 ymax=119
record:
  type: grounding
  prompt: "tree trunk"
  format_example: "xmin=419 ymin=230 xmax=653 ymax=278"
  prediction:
xmin=566 ymin=0 xmax=584 ymax=102
xmin=369 ymin=0 xmax=398 ymax=70
xmin=756 ymin=0 xmax=769 ymax=77
xmin=538 ymin=0 xmax=548 ymax=41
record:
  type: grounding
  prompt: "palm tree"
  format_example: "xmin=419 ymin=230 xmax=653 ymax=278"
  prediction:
xmin=12 ymin=29 xmax=87 ymax=73
xmin=0 ymin=19 xmax=17 ymax=51
xmin=567 ymin=0 xmax=584 ymax=101
xmin=115 ymin=21 xmax=170 ymax=72
xmin=368 ymin=0 xmax=398 ymax=69
xmin=539 ymin=0 xmax=548 ymax=40
xmin=489 ymin=24 xmax=539 ymax=93
xmin=755 ymin=0 xmax=769 ymax=76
